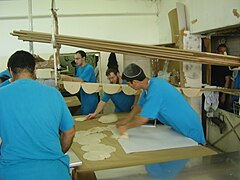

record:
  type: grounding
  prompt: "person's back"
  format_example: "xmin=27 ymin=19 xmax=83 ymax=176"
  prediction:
xmin=0 ymin=80 xmax=68 ymax=160
xmin=0 ymin=50 xmax=74 ymax=180
xmin=120 ymin=63 xmax=205 ymax=145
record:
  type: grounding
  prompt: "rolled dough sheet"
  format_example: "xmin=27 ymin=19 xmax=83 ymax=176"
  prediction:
xmin=102 ymin=84 xmax=121 ymax=94
xmin=63 ymin=81 xmax=81 ymax=94
xmin=98 ymin=114 xmax=118 ymax=124
xmin=82 ymin=83 xmax=100 ymax=94
xmin=121 ymin=85 xmax=137 ymax=95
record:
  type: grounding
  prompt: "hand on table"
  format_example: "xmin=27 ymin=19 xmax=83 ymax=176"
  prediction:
xmin=117 ymin=124 xmax=128 ymax=135
xmin=86 ymin=113 xmax=97 ymax=120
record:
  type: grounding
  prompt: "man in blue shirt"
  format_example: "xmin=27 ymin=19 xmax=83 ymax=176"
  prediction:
xmin=117 ymin=63 xmax=205 ymax=145
xmin=87 ymin=68 xmax=139 ymax=119
xmin=0 ymin=50 xmax=75 ymax=180
xmin=61 ymin=50 xmax=98 ymax=115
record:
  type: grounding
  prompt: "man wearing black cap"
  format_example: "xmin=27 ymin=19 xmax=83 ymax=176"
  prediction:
xmin=117 ymin=63 xmax=205 ymax=145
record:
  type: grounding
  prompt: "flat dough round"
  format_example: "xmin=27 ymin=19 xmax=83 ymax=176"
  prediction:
xmin=102 ymin=84 xmax=121 ymax=94
xmin=83 ymin=151 xmax=111 ymax=161
xmin=74 ymin=133 xmax=106 ymax=145
xmin=74 ymin=130 xmax=90 ymax=137
xmin=75 ymin=117 xmax=87 ymax=122
xmin=81 ymin=144 xmax=116 ymax=153
xmin=75 ymin=137 xmax=101 ymax=145
xmin=98 ymin=114 xmax=118 ymax=124
xmin=63 ymin=81 xmax=81 ymax=94
xmin=182 ymin=88 xmax=203 ymax=97
xmin=88 ymin=127 xmax=106 ymax=133
xmin=121 ymin=85 xmax=137 ymax=95
xmin=81 ymin=83 xmax=100 ymax=94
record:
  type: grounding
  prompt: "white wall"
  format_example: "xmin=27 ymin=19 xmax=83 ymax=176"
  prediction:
xmin=1 ymin=0 xmax=239 ymax=72
xmin=188 ymin=0 xmax=240 ymax=33
xmin=156 ymin=0 xmax=240 ymax=43
xmin=0 ymin=0 xmax=160 ymax=71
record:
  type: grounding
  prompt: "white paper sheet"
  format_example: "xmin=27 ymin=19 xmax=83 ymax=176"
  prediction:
xmin=118 ymin=125 xmax=198 ymax=154
xmin=67 ymin=149 xmax=82 ymax=168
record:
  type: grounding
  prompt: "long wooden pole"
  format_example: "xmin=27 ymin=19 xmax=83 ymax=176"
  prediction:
xmin=11 ymin=30 xmax=240 ymax=66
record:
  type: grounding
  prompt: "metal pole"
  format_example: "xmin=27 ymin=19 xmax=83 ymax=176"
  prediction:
xmin=28 ymin=0 xmax=34 ymax=54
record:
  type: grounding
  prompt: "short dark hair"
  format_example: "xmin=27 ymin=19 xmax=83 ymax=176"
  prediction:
xmin=122 ymin=63 xmax=146 ymax=83
xmin=7 ymin=50 xmax=35 ymax=75
xmin=106 ymin=68 xmax=119 ymax=76
xmin=217 ymin=44 xmax=227 ymax=51
xmin=75 ymin=50 xmax=86 ymax=58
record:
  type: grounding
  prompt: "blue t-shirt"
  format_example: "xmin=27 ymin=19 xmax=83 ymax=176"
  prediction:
xmin=102 ymin=81 xmax=135 ymax=112
xmin=138 ymin=78 xmax=205 ymax=144
xmin=233 ymin=71 xmax=240 ymax=101
xmin=0 ymin=79 xmax=74 ymax=179
xmin=75 ymin=64 xmax=98 ymax=114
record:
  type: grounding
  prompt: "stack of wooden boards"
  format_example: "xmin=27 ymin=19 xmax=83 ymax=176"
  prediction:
xmin=11 ymin=30 xmax=240 ymax=66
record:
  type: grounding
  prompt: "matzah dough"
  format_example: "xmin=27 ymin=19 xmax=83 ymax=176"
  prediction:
xmin=63 ymin=81 xmax=81 ymax=94
xmin=74 ymin=133 xmax=106 ymax=145
xmin=121 ymin=85 xmax=137 ymax=95
xmin=102 ymin=84 xmax=121 ymax=94
xmin=98 ymin=114 xmax=118 ymax=124
xmin=81 ymin=83 xmax=100 ymax=94
xmin=74 ymin=130 xmax=90 ymax=137
xmin=81 ymin=144 xmax=116 ymax=153
xmin=88 ymin=127 xmax=107 ymax=133
xmin=182 ymin=88 xmax=202 ymax=97
xmin=83 ymin=151 xmax=111 ymax=161
xmin=74 ymin=124 xmax=120 ymax=161
xmin=75 ymin=117 xmax=87 ymax=122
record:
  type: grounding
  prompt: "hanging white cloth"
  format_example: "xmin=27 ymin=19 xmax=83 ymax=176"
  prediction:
xmin=203 ymin=85 xmax=219 ymax=112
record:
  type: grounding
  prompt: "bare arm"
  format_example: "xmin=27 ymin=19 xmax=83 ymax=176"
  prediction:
xmin=60 ymin=127 xmax=75 ymax=153
xmin=116 ymin=105 xmax=142 ymax=127
xmin=131 ymin=92 xmax=140 ymax=109
xmin=118 ymin=116 xmax=149 ymax=135
xmin=86 ymin=101 xmax=106 ymax=119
